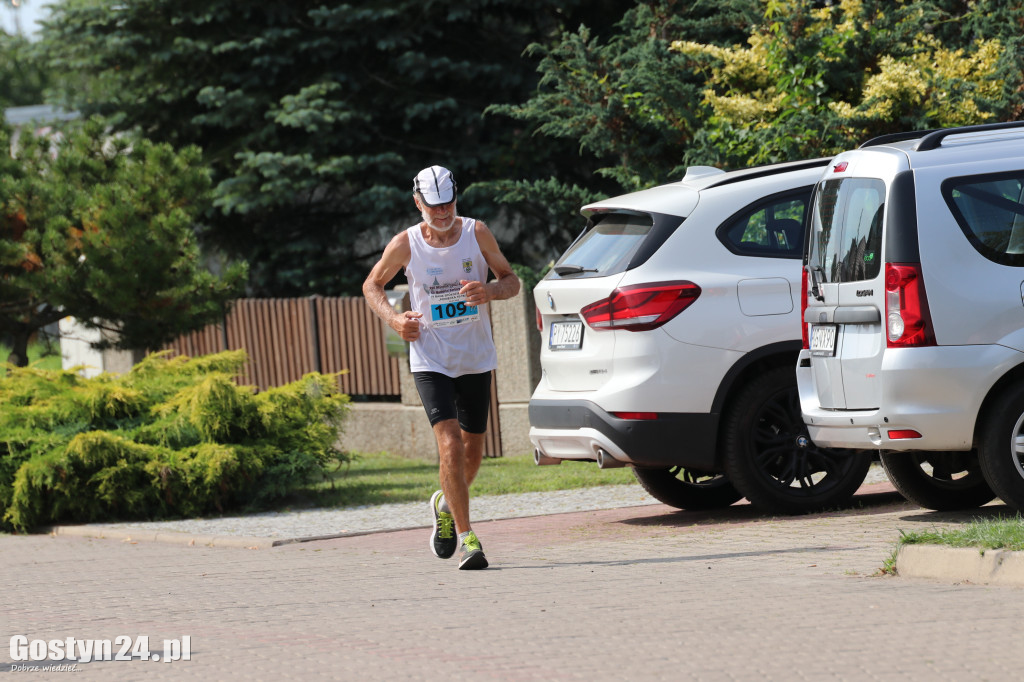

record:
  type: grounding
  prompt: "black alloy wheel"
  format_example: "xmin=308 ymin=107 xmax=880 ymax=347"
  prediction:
xmin=722 ymin=365 xmax=872 ymax=515
xmin=880 ymin=451 xmax=995 ymax=511
xmin=977 ymin=382 xmax=1024 ymax=512
xmin=632 ymin=466 xmax=743 ymax=511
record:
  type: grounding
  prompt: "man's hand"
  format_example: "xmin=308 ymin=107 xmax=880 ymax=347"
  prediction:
xmin=392 ymin=310 xmax=423 ymax=341
xmin=459 ymin=279 xmax=490 ymax=307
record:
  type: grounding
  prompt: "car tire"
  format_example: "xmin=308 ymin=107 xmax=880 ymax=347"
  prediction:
xmin=880 ymin=451 xmax=995 ymax=511
xmin=977 ymin=383 xmax=1024 ymax=512
xmin=632 ymin=467 xmax=743 ymax=511
xmin=722 ymin=365 xmax=873 ymax=515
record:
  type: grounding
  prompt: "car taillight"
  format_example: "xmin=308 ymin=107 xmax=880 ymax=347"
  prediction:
xmin=535 ymin=304 xmax=542 ymax=332
xmin=800 ymin=268 xmax=809 ymax=349
xmin=884 ymin=263 xmax=935 ymax=347
xmin=580 ymin=281 xmax=700 ymax=332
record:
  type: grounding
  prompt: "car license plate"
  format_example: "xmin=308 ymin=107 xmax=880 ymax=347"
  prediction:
xmin=549 ymin=320 xmax=583 ymax=350
xmin=810 ymin=324 xmax=837 ymax=357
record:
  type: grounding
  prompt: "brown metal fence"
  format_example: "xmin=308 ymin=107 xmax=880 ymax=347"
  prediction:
xmin=164 ymin=296 xmax=502 ymax=456
xmin=313 ymin=297 xmax=400 ymax=396
xmin=165 ymin=297 xmax=400 ymax=394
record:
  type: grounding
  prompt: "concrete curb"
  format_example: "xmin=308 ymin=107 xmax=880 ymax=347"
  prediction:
xmin=44 ymin=522 xmax=433 ymax=549
xmin=897 ymin=543 xmax=1024 ymax=586
xmin=46 ymin=524 xmax=280 ymax=549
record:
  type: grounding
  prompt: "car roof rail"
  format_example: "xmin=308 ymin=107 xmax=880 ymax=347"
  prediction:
xmin=704 ymin=157 xmax=831 ymax=189
xmin=859 ymin=129 xmax=940 ymax=149
xmin=913 ymin=120 xmax=1024 ymax=151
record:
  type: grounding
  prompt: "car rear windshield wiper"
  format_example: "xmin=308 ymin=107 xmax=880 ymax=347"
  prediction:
xmin=554 ymin=264 xmax=600 ymax=276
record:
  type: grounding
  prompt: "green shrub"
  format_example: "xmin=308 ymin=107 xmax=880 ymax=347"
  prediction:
xmin=0 ymin=350 xmax=349 ymax=531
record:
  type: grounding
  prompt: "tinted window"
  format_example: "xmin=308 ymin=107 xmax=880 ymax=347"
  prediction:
xmin=809 ymin=178 xmax=885 ymax=283
xmin=943 ymin=171 xmax=1024 ymax=266
xmin=548 ymin=213 xmax=654 ymax=279
xmin=719 ymin=191 xmax=809 ymax=258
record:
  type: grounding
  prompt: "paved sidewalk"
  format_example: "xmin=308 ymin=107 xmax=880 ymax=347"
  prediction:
xmin=4 ymin=481 xmax=1024 ymax=681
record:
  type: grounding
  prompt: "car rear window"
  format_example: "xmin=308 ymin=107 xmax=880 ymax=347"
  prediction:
xmin=808 ymin=178 xmax=885 ymax=283
xmin=943 ymin=171 xmax=1024 ymax=266
xmin=548 ymin=213 xmax=654 ymax=279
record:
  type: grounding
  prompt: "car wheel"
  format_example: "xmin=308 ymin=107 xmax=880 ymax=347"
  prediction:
xmin=977 ymin=383 xmax=1024 ymax=512
xmin=880 ymin=451 xmax=994 ymax=511
xmin=632 ymin=467 xmax=742 ymax=511
xmin=722 ymin=365 xmax=872 ymax=515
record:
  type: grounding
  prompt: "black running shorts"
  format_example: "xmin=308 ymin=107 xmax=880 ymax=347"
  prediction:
xmin=413 ymin=371 xmax=492 ymax=433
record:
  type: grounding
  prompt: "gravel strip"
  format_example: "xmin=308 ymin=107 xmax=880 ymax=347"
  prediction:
xmin=73 ymin=465 xmax=891 ymax=541
xmin=88 ymin=484 xmax=657 ymax=539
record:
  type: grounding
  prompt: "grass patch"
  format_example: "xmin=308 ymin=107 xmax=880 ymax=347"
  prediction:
xmin=879 ymin=549 xmax=899 ymax=576
xmin=0 ymin=340 xmax=62 ymax=371
xmin=284 ymin=450 xmax=639 ymax=509
xmin=897 ymin=515 xmax=1024 ymax=552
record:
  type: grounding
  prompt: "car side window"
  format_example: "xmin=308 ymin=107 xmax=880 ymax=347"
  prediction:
xmin=718 ymin=191 xmax=810 ymax=258
xmin=943 ymin=171 xmax=1024 ymax=266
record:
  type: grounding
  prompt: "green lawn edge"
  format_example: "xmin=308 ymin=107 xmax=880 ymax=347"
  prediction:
xmin=895 ymin=515 xmax=1024 ymax=553
xmin=281 ymin=450 xmax=639 ymax=510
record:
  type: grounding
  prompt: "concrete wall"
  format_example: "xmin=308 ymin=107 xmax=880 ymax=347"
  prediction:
xmin=342 ymin=401 xmax=441 ymax=462
xmin=61 ymin=317 xmax=144 ymax=378
xmin=492 ymin=293 xmax=543 ymax=458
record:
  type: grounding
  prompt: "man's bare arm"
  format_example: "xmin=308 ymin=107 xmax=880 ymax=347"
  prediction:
xmin=363 ymin=232 xmax=423 ymax=341
xmin=459 ymin=221 xmax=520 ymax=306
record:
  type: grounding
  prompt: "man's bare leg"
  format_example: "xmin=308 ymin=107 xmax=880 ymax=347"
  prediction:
xmin=461 ymin=429 xmax=485 ymax=488
xmin=434 ymin=420 xmax=486 ymax=535
xmin=434 ymin=420 xmax=489 ymax=569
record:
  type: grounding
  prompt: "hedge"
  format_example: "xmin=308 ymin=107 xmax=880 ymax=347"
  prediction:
xmin=0 ymin=350 xmax=350 ymax=531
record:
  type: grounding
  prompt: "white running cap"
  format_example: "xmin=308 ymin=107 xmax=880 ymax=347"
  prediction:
xmin=413 ymin=165 xmax=456 ymax=206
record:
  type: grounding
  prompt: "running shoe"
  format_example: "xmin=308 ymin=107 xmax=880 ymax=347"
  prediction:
xmin=429 ymin=490 xmax=456 ymax=559
xmin=458 ymin=531 xmax=488 ymax=570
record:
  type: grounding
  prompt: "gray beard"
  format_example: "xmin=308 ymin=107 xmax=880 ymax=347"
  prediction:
xmin=422 ymin=213 xmax=455 ymax=232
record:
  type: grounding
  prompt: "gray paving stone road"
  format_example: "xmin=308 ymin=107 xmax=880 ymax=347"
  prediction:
xmin=3 ymin=481 xmax=1024 ymax=681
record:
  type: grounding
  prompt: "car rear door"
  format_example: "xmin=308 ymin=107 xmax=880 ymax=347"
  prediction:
xmin=804 ymin=162 xmax=890 ymax=410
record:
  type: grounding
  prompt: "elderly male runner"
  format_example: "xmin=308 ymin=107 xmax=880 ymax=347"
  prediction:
xmin=363 ymin=166 xmax=520 ymax=570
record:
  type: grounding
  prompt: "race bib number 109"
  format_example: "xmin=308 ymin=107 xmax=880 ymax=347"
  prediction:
xmin=429 ymin=287 xmax=479 ymax=328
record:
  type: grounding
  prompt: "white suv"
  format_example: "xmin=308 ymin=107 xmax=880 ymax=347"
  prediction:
xmin=797 ymin=121 xmax=1024 ymax=512
xmin=529 ymin=159 xmax=873 ymax=515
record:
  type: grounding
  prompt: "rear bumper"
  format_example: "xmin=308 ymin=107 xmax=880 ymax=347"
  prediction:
xmin=528 ymin=398 xmax=719 ymax=470
xmin=797 ymin=345 xmax=1024 ymax=451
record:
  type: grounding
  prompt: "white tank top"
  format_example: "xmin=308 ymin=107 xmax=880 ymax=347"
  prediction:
xmin=405 ymin=218 xmax=497 ymax=377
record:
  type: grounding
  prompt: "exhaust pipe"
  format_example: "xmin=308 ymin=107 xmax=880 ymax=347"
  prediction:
xmin=596 ymin=448 xmax=626 ymax=469
xmin=534 ymin=448 xmax=561 ymax=466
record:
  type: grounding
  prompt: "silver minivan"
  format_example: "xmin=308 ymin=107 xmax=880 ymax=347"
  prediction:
xmin=797 ymin=121 xmax=1024 ymax=512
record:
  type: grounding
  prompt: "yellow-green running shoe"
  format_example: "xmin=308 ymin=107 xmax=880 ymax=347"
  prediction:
xmin=458 ymin=531 xmax=488 ymax=570
xmin=429 ymin=490 xmax=456 ymax=559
